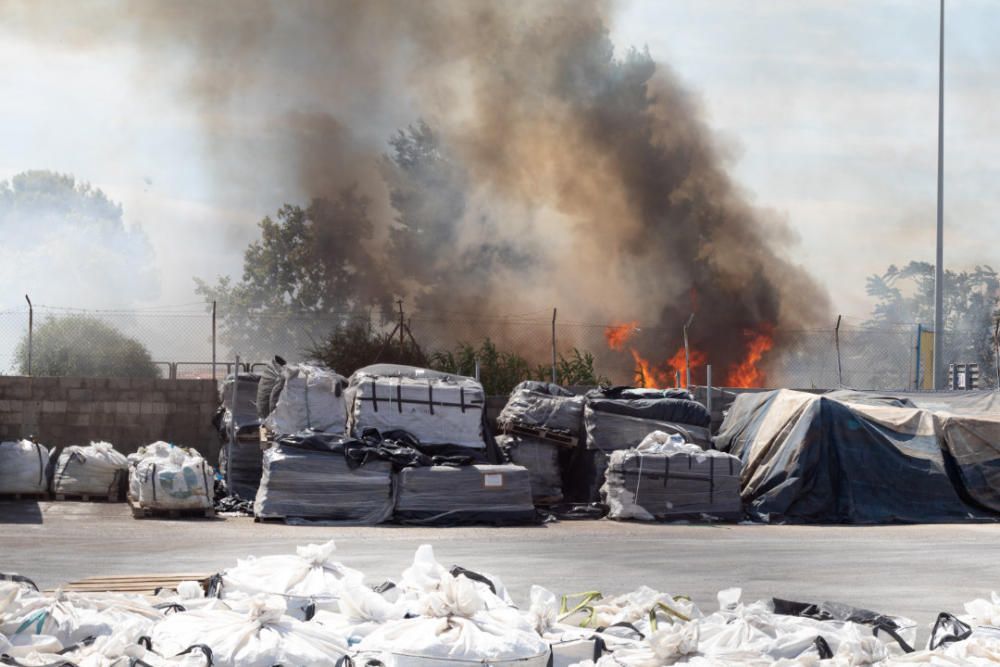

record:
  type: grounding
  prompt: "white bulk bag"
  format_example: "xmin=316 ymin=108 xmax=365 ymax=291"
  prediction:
xmin=128 ymin=442 xmax=214 ymax=510
xmin=311 ymin=582 xmax=406 ymax=644
xmin=151 ymin=595 xmax=349 ymax=667
xmin=52 ymin=441 xmax=127 ymax=497
xmin=0 ymin=440 xmax=49 ymax=494
xmin=357 ymin=571 xmax=549 ymax=667
xmin=220 ymin=540 xmax=364 ymax=612
xmin=264 ymin=364 xmax=348 ymax=436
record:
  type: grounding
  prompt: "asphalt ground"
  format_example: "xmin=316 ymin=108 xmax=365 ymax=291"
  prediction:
xmin=2 ymin=499 xmax=999 ymax=645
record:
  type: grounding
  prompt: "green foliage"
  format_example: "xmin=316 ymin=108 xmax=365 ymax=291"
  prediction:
xmin=866 ymin=261 xmax=1000 ymax=385
xmin=430 ymin=339 xmax=533 ymax=396
xmin=306 ymin=322 xmax=427 ymax=375
xmin=537 ymin=349 xmax=610 ymax=387
xmin=196 ymin=192 xmax=392 ymax=359
xmin=429 ymin=339 xmax=608 ymax=395
xmin=18 ymin=315 xmax=160 ymax=378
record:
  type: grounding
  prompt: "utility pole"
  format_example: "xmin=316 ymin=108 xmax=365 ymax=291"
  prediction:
xmin=933 ymin=0 xmax=946 ymax=389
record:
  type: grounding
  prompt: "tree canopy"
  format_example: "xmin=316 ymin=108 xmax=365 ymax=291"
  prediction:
xmin=18 ymin=315 xmax=160 ymax=378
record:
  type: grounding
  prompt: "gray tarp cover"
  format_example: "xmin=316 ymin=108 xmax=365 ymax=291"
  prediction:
xmin=715 ymin=389 xmax=1000 ymax=523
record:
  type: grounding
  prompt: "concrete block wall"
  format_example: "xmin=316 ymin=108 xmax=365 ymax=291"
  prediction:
xmin=0 ymin=377 xmax=221 ymax=462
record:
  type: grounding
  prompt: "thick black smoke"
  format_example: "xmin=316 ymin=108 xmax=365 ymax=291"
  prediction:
xmin=4 ymin=0 xmax=831 ymax=382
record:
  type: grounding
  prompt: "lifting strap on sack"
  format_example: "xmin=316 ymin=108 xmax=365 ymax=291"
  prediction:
xmin=873 ymin=621 xmax=915 ymax=653
xmin=0 ymin=573 xmax=39 ymax=591
xmin=928 ymin=612 xmax=973 ymax=650
xmin=448 ymin=565 xmax=497 ymax=595
xmin=813 ymin=636 xmax=834 ymax=659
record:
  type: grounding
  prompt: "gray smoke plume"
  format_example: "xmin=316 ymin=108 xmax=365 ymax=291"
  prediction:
xmin=3 ymin=0 xmax=831 ymax=383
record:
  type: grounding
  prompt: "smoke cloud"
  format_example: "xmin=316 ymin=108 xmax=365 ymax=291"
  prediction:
xmin=3 ymin=0 xmax=831 ymax=381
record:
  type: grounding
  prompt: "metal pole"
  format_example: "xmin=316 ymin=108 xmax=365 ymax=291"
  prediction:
xmin=675 ymin=370 xmax=681 ymax=388
xmin=683 ymin=313 xmax=695 ymax=388
xmin=397 ymin=299 xmax=405 ymax=351
xmin=706 ymin=364 xmax=713 ymax=427
xmin=915 ymin=323 xmax=923 ymax=390
xmin=994 ymin=318 xmax=999 ymax=388
xmin=474 ymin=356 xmax=481 ymax=382
xmin=212 ymin=300 xmax=217 ymax=381
xmin=551 ymin=308 xmax=558 ymax=384
xmin=835 ymin=315 xmax=843 ymax=386
xmin=24 ymin=294 xmax=32 ymax=377
xmin=933 ymin=0 xmax=946 ymax=389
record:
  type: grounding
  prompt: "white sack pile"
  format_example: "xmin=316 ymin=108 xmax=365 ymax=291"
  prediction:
xmin=52 ymin=441 xmax=128 ymax=498
xmin=5 ymin=540 xmax=1000 ymax=666
xmin=127 ymin=441 xmax=214 ymax=511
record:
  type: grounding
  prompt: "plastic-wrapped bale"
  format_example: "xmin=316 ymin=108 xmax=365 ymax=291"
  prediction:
xmin=394 ymin=464 xmax=536 ymax=525
xmin=217 ymin=373 xmax=266 ymax=499
xmin=346 ymin=364 xmax=485 ymax=449
xmin=219 ymin=441 xmax=265 ymax=500
xmin=255 ymin=355 xmax=287 ymax=420
xmin=128 ymin=442 xmax=214 ymax=511
xmin=254 ymin=433 xmax=393 ymax=523
xmin=264 ymin=363 xmax=348 ymax=436
xmin=602 ymin=431 xmax=742 ymax=521
xmin=497 ymin=381 xmax=584 ymax=437
xmin=496 ymin=434 xmax=562 ymax=504
xmin=563 ymin=448 xmax=608 ymax=504
xmin=0 ymin=440 xmax=50 ymax=495
xmin=52 ymin=441 xmax=127 ymax=500
xmin=584 ymin=402 xmax=712 ymax=451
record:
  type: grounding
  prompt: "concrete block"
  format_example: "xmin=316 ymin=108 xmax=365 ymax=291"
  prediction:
xmin=1 ymin=383 xmax=31 ymax=399
xmin=58 ymin=377 xmax=85 ymax=389
xmin=67 ymin=413 xmax=91 ymax=427
xmin=41 ymin=400 xmax=68 ymax=413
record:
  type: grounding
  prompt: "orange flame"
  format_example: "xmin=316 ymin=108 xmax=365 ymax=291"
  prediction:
xmin=606 ymin=321 xmax=708 ymax=389
xmin=604 ymin=321 xmax=638 ymax=351
xmin=725 ymin=329 xmax=774 ymax=388
xmin=629 ymin=346 xmax=706 ymax=388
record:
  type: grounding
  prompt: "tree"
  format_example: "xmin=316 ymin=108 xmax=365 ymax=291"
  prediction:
xmin=17 ymin=315 xmax=160 ymax=378
xmin=196 ymin=191 xmax=392 ymax=359
xmin=866 ymin=261 xmax=999 ymax=385
xmin=0 ymin=170 xmax=156 ymax=309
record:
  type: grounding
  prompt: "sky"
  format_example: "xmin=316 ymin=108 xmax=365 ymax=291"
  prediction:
xmin=0 ymin=0 xmax=996 ymax=321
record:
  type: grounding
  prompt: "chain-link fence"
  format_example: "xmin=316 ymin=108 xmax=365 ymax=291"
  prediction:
xmin=0 ymin=301 xmax=997 ymax=391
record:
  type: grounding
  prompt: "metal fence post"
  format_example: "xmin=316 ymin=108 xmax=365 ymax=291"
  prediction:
xmin=24 ymin=294 xmax=32 ymax=377
xmin=550 ymin=308 xmax=557 ymax=384
xmin=835 ymin=315 xmax=843 ymax=386
xmin=212 ymin=300 xmax=217 ymax=381
xmin=914 ymin=323 xmax=923 ymax=390
xmin=706 ymin=364 xmax=713 ymax=426
xmin=683 ymin=313 xmax=695 ymax=388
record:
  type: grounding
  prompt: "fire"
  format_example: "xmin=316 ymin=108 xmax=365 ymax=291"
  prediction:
xmin=606 ymin=321 xmax=708 ymax=389
xmin=629 ymin=346 xmax=706 ymax=389
xmin=725 ymin=329 xmax=774 ymax=388
xmin=604 ymin=321 xmax=638 ymax=351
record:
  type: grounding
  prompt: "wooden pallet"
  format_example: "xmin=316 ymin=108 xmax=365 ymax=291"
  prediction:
xmin=128 ymin=496 xmax=216 ymax=520
xmin=54 ymin=572 xmax=215 ymax=597
xmin=54 ymin=492 xmax=123 ymax=503
xmin=502 ymin=423 xmax=578 ymax=448
xmin=0 ymin=492 xmax=50 ymax=501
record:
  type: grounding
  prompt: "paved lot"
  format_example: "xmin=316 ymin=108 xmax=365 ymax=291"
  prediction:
xmin=2 ymin=500 xmax=999 ymax=643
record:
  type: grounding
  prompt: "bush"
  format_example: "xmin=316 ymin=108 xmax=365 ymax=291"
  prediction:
xmin=307 ymin=322 xmax=428 ymax=374
xmin=18 ymin=315 xmax=160 ymax=378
